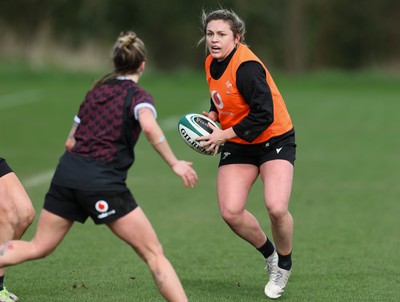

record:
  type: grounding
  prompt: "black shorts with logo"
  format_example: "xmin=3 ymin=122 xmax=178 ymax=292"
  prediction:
xmin=0 ymin=158 xmax=13 ymax=177
xmin=44 ymin=183 xmax=138 ymax=225
xmin=218 ymin=131 xmax=296 ymax=168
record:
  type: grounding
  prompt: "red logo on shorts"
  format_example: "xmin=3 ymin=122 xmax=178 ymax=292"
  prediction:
xmin=95 ymin=200 xmax=109 ymax=213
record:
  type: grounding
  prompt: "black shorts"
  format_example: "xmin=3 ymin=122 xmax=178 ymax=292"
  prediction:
xmin=0 ymin=158 xmax=13 ymax=177
xmin=44 ymin=183 xmax=138 ymax=225
xmin=218 ymin=135 xmax=296 ymax=168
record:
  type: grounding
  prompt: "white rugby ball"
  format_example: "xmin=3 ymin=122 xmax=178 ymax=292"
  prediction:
xmin=178 ymin=113 xmax=220 ymax=156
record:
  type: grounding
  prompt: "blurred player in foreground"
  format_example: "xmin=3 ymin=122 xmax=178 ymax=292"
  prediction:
xmin=0 ymin=158 xmax=35 ymax=302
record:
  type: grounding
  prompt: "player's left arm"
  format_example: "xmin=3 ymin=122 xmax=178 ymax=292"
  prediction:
xmin=65 ymin=116 xmax=80 ymax=151
xmin=233 ymin=61 xmax=274 ymax=142
xmin=137 ymin=107 xmax=198 ymax=188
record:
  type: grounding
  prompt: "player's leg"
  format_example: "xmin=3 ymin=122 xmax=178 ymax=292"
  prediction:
xmin=0 ymin=172 xmax=35 ymax=240
xmin=260 ymin=159 xmax=294 ymax=299
xmin=107 ymin=207 xmax=187 ymax=302
xmin=0 ymin=173 xmax=19 ymax=256
xmin=0 ymin=167 xmax=35 ymax=301
xmin=0 ymin=209 xmax=73 ymax=268
xmin=0 ymin=174 xmax=19 ymax=302
xmin=217 ymin=164 xmax=267 ymax=248
xmin=260 ymin=159 xmax=293 ymax=256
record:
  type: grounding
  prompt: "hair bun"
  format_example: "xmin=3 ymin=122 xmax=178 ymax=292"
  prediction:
xmin=112 ymin=30 xmax=146 ymax=74
xmin=118 ymin=31 xmax=137 ymax=48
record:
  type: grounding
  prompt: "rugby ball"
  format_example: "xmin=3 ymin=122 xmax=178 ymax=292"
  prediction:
xmin=178 ymin=113 xmax=220 ymax=156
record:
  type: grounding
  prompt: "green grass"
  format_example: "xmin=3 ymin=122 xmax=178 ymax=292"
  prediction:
xmin=1 ymin=66 xmax=399 ymax=301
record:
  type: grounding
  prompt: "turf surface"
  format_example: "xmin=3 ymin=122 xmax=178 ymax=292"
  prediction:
xmin=1 ymin=66 xmax=399 ymax=301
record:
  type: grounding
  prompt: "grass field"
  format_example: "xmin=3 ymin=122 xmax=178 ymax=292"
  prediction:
xmin=1 ymin=64 xmax=399 ymax=301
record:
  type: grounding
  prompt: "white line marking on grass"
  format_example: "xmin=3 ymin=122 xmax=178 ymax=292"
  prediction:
xmin=23 ymin=170 xmax=54 ymax=189
xmin=0 ymin=90 xmax=42 ymax=110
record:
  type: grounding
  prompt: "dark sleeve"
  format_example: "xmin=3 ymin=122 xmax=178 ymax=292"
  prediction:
xmin=131 ymin=86 xmax=157 ymax=119
xmin=0 ymin=158 xmax=13 ymax=177
xmin=209 ymin=99 xmax=217 ymax=114
xmin=232 ymin=61 xmax=274 ymax=142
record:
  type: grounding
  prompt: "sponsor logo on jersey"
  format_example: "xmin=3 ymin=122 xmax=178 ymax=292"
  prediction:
xmin=211 ymin=90 xmax=224 ymax=109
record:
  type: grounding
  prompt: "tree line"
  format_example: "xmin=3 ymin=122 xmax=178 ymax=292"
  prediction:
xmin=1 ymin=0 xmax=399 ymax=72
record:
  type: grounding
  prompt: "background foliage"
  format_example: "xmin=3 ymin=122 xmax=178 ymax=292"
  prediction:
xmin=1 ymin=0 xmax=400 ymax=71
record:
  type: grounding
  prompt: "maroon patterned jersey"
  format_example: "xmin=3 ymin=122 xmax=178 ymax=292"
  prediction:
xmin=52 ymin=79 xmax=156 ymax=191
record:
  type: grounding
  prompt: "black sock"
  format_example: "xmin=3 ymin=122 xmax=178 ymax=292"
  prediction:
xmin=278 ymin=252 xmax=292 ymax=270
xmin=257 ymin=238 xmax=275 ymax=259
xmin=0 ymin=274 xmax=4 ymax=291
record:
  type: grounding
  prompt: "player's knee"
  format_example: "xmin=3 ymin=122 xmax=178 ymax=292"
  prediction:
xmin=19 ymin=204 xmax=36 ymax=230
xmin=0 ymin=204 xmax=19 ymax=231
xmin=220 ymin=207 xmax=241 ymax=226
xmin=150 ymin=243 xmax=164 ymax=259
xmin=139 ymin=241 xmax=164 ymax=261
xmin=267 ymin=204 xmax=288 ymax=224
xmin=143 ymin=243 xmax=166 ymax=270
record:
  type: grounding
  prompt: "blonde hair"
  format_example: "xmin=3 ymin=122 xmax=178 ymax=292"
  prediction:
xmin=97 ymin=31 xmax=146 ymax=85
xmin=112 ymin=31 xmax=146 ymax=73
